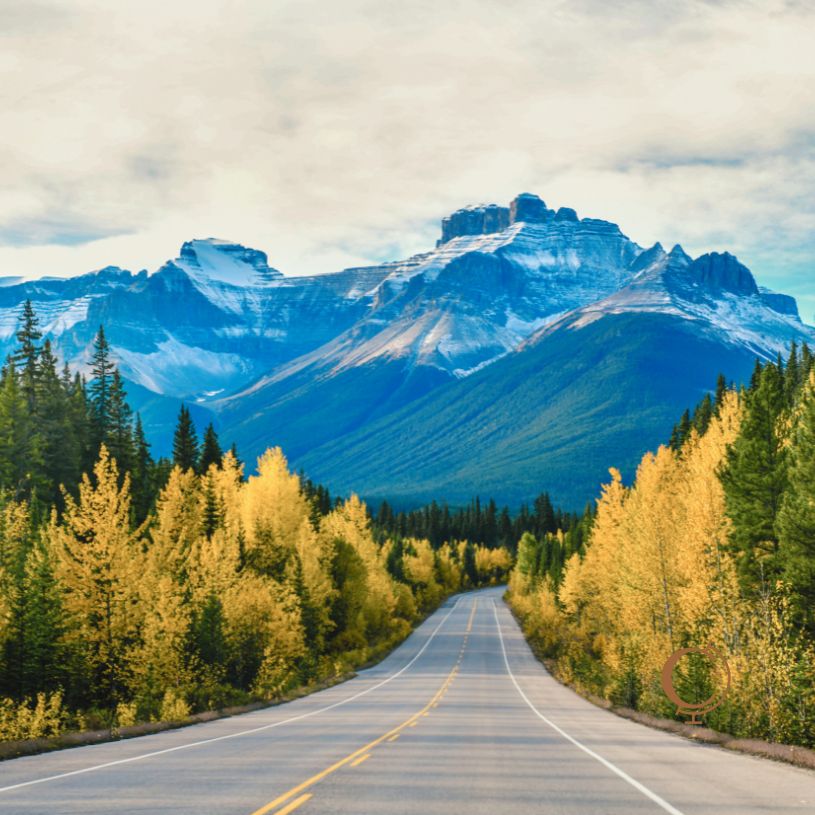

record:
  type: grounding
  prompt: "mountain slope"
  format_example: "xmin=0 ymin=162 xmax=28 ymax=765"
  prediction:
xmin=282 ymin=246 xmax=814 ymax=508
xmin=288 ymin=312 xmax=762 ymax=509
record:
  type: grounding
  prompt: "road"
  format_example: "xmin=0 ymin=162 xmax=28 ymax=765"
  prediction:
xmin=0 ymin=587 xmax=813 ymax=814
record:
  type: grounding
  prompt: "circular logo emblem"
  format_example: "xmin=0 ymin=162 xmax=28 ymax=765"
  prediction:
xmin=660 ymin=645 xmax=730 ymax=725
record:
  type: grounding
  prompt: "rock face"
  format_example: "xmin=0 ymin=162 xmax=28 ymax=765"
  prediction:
xmin=760 ymin=289 xmax=800 ymax=318
xmin=439 ymin=204 xmax=510 ymax=244
xmin=554 ymin=206 xmax=579 ymax=222
xmin=688 ymin=252 xmax=758 ymax=296
xmin=509 ymin=192 xmax=550 ymax=224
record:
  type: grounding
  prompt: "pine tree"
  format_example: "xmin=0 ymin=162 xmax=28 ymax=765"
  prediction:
xmin=750 ymin=359 xmax=763 ymax=391
xmin=714 ymin=373 xmax=728 ymax=414
xmin=670 ymin=409 xmax=692 ymax=450
xmin=785 ymin=342 xmax=801 ymax=406
xmin=36 ymin=340 xmax=80 ymax=507
xmin=69 ymin=372 xmax=93 ymax=479
xmin=13 ymin=300 xmax=42 ymax=412
xmin=3 ymin=538 xmax=66 ymax=698
xmin=463 ymin=541 xmax=478 ymax=587
xmin=720 ymin=362 xmax=789 ymax=592
xmin=229 ymin=442 xmax=243 ymax=473
xmin=199 ymin=423 xmax=223 ymax=473
xmin=131 ymin=415 xmax=153 ymax=525
xmin=801 ymin=342 xmax=813 ymax=379
xmin=692 ymin=393 xmax=714 ymax=436
xmin=201 ymin=471 xmax=221 ymax=540
xmin=777 ymin=374 xmax=815 ymax=630
xmin=534 ymin=493 xmax=556 ymax=536
xmin=89 ymin=327 xmax=115 ymax=453
xmin=172 ymin=405 xmax=199 ymax=473
xmin=107 ymin=370 xmax=134 ymax=473
xmin=0 ymin=362 xmax=42 ymax=499
xmin=189 ymin=592 xmax=227 ymax=674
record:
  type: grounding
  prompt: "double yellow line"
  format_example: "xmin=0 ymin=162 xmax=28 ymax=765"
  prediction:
xmin=249 ymin=600 xmax=478 ymax=815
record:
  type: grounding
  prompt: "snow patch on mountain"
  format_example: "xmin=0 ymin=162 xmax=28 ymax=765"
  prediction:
xmin=113 ymin=335 xmax=251 ymax=398
xmin=166 ymin=238 xmax=283 ymax=316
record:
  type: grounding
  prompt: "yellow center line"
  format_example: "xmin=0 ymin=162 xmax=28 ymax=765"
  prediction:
xmin=248 ymin=645 xmax=461 ymax=815
xmin=349 ymin=753 xmax=371 ymax=768
xmin=387 ymin=733 xmax=400 ymax=742
xmin=272 ymin=794 xmax=312 ymax=815
xmin=466 ymin=599 xmax=477 ymax=633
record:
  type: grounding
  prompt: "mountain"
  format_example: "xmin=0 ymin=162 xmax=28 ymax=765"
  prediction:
xmin=0 ymin=194 xmax=810 ymax=506
xmin=295 ymin=243 xmax=811 ymax=508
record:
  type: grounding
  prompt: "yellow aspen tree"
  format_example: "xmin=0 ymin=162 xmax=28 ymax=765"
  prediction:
xmin=435 ymin=542 xmax=462 ymax=594
xmin=561 ymin=468 xmax=627 ymax=630
xmin=674 ymin=391 xmax=743 ymax=648
xmin=149 ymin=466 xmax=202 ymax=579
xmin=222 ymin=573 xmax=305 ymax=697
xmin=0 ymin=560 xmax=7 ymax=655
xmin=241 ymin=448 xmax=311 ymax=576
xmin=185 ymin=451 xmax=246 ymax=601
xmin=130 ymin=470 xmax=200 ymax=711
xmin=188 ymin=527 xmax=242 ymax=602
xmin=403 ymin=537 xmax=442 ymax=611
xmin=625 ymin=447 xmax=683 ymax=636
xmin=320 ymin=494 xmax=397 ymax=636
xmin=614 ymin=446 xmax=684 ymax=699
xmin=475 ymin=545 xmax=512 ymax=584
xmin=50 ymin=446 xmax=145 ymax=706
xmin=402 ymin=538 xmax=436 ymax=587
xmin=292 ymin=517 xmax=335 ymax=641
xmin=127 ymin=570 xmax=192 ymax=711
xmin=210 ymin=450 xmax=245 ymax=543
xmin=0 ymin=500 xmax=31 ymax=654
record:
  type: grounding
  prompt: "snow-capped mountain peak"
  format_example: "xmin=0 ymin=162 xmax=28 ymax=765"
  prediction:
xmin=174 ymin=238 xmax=282 ymax=287
xmin=544 ymin=241 xmax=811 ymax=362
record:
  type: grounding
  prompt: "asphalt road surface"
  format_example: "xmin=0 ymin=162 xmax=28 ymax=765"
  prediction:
xmin=1 ymin=587 xmax=813 ymax=814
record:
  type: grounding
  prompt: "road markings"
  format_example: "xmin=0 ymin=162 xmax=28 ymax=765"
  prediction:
xmin=491 ymin=601 xmax=686 ymax=815
xmin=247 ymin=658 xmax=461 ymax=815
xmin=0 ymin=598 xmax=466 ymax=796
xmin=466 ymin=599 xmax=477 ymax=633
xmin=387 ymin=734 xmax=400 ymax=742
xmin=350 ymin=754 xmax=371 ymax=768
xmin=271 ymin=793 xmax=312 ymax=815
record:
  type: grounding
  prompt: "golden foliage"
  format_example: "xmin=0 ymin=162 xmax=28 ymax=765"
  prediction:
xmin=0 ymin=692 xmax=64 ymax=741
xmin=49 ymin=447 xmax=145 ymax=697
xmin=2 ymin=439 xmax=506 ymax=739
xmin=510 ymin=391 xmax=815 ymax=743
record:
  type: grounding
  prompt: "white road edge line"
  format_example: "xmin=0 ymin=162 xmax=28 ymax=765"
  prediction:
xmin=0 ymin=597 xmax=466 ymax=795
xmin=491 ymin=600 xmax=685 ymax=815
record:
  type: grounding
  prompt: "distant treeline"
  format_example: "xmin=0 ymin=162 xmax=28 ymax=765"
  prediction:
xmin=372 ymin=494 xmax=592 ymax=552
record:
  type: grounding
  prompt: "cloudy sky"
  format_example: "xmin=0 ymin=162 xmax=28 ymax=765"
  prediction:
xmin=1 ymin=0 xmax=814 ymax=318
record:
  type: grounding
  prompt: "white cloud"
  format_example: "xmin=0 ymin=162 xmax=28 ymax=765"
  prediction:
xmin=0 ymin=0 xmax=813 ymax=316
